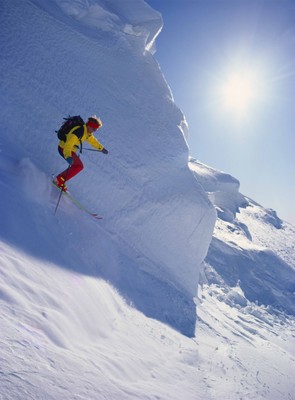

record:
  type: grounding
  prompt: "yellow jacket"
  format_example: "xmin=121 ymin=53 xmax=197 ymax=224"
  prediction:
xmin=59 ymin=125 xmax=104 ymax=159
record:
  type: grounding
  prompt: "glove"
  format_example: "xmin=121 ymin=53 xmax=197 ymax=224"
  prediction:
xmin=66 ymin=157 xmax=73 ymax=165
xmin=102 ymin=148 xmax=108 ymax=154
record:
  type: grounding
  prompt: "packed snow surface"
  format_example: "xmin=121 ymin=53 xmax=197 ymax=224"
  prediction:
xmin=0 ymin=0 xmax=295 ymax=399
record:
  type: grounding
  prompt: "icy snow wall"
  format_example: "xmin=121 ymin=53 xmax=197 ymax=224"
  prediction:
xmin=0 ymin=0 xmax=216 ymax=336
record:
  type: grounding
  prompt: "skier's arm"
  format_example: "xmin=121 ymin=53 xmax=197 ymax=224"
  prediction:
xmin=86 ymin=134 xmax=106 ymax=152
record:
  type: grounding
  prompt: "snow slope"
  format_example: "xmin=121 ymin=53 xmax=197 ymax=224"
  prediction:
xmin=0 ymin=1 xmax=295 ymax=399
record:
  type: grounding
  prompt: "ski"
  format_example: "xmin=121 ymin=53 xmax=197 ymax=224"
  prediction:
xmin=52 ymin=181 xmax=102 ymax=219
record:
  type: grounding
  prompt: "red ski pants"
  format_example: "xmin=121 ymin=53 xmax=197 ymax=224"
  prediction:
xmin=57 ymin=146 xmax=84 ymax=182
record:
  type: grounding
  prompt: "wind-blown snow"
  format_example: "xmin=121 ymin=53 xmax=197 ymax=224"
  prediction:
xmin=0 ymin=0 xmax=295 ymax=399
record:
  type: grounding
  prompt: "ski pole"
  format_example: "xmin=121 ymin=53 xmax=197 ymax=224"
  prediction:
xmin=83 ymin=148 xmax=101 ymax=152
xmin=54 ymin=165 xmax=70 ymax=215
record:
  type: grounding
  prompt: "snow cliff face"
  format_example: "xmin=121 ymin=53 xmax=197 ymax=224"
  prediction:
xmin=0 ymin=0 xmax=215 ymax=335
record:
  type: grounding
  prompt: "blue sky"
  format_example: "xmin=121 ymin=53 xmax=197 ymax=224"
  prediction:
xmin=146 ymin=0 xmax=295 ymax=225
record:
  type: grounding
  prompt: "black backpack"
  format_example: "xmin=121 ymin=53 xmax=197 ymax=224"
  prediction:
xmin=56 ymin=115 xmax=85 ymax=141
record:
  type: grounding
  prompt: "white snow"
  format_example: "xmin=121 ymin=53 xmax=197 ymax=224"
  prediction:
xmin=0 ymin=0 xmax=295 ymax=399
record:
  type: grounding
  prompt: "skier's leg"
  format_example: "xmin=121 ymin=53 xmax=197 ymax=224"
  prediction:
xmin=57 ymin=152 xmax=84 ymax=182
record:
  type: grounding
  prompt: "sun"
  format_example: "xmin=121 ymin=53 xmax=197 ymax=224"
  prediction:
xmin=217 ymin=68 xmax=261 ymax=118
xmin=222 ymin=74 xmax=255 ymax=110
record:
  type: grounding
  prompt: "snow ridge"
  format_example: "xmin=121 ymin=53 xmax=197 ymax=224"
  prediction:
xmin=190 ymin=158 xmax=295 ymax=315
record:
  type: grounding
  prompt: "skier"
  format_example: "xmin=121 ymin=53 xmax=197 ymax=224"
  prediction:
xmin=54 ymin=115 xmax=108 ymax=192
